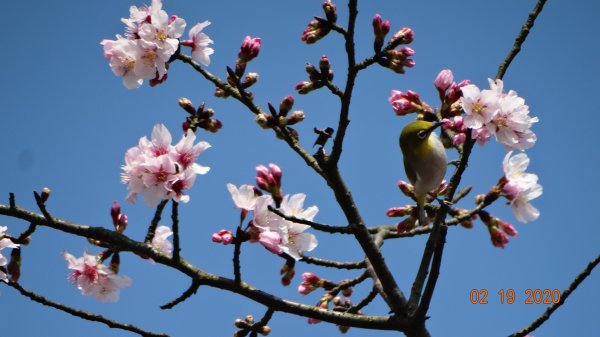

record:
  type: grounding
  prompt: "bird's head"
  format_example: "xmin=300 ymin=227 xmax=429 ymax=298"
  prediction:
xmin=399 ymin=120 xmax=444 ymax=156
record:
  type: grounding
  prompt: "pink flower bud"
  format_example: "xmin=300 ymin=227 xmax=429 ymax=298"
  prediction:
xmin=259 ymin=231 xmax=282 ymax=254
xmin=452 ymin=133 xmax=467 ymax=146
xmin=295 ymin=81 xmax=314 ymax=94
xmin=397 ymin=180 xmax=415 ymax=196
xmin=301 ymin=19 xmax=330 ymax=44
xmin=396 ymin=217 xmax=416 ymax=233
xmin=322 ymin=0 xmax=337 ymax=22
xmin=238 ymin=36 xmax=262 ymax=62
xmin=287 ymin=110 xmax=305 ymax=125
xmin=319 ymin=55 xmax=330 ymax=75
xmin=110 ymin=201 xmax=121 ymax=227
xmin=391 ymin=27 xmax=414 ymax=45
xmin=446 ymin=79 xmax=471 ymax=103
xmin=298 ymin=272 xmax=322 ymax=295
xmin=489 ymin=225 xmax=510 ymax=248
xmin=279 ymin=95 xmax=295 ymax=117
xmin=434 ymin=69 xmax=454 ymax=96
xmin=386 ymin=205 xmax=414 ymax=217
xmin=212 ymin=229 xmax=234 ymax=245
xmin=388 ymin=90 xmax=423 ymax=116
xmin=268 ymin=163 xmax=282 ymax=185
xmin=498 ymin=220 xmax=518 ymax=237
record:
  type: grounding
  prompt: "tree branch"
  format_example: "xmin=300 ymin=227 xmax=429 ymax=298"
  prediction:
xmin=300 ymin=255 xmax=366 ymax=270
xmin=160 ymin=279 xmax=200 ymax=310
xmin=496 ymin=0 xmax=548 ymax=80
xmin=4 ymin=281 xmax=170 ymax=337
xmin=508 ymin=254 xmax=600 ymax=337
xmin=144 ymin=200 xmax=168 ymax=244
xmin=0 ymin=202 xmax=410 ymax=331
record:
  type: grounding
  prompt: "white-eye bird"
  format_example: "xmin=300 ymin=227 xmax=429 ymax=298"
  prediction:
xmin=399 ymin=120 xmax=447 ymax=225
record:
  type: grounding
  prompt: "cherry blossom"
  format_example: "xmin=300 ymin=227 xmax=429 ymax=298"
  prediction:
xmin=101 ymin=38 xmax=144 ymax=89
xmin=62 ymin=251 xmax=131 ymax=302
xmin=185 ymin=21 xmax=214 ymax=66
xmin=460 ymin=84 xmax=499 ymax=129
xmin=298 ymin=272 xmax=322 ymax=295
xmin=227 ymin=184 xmax=258 ymax=211
xmin=252 ymin=194 xmax=318 ymax=260
xmin=502 ymin=151 xmax=542 ymax=223
xmin=152 ymin=225 xmax=174 ymax=255
xmin=0 ymin=226 xmax=19 ymax=282
xmin=121 ymin=124 xmax=210 ymax=207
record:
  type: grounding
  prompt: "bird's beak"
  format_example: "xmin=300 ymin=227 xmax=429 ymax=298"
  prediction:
xmin=426 ymin=121 xmax=444 ymax=134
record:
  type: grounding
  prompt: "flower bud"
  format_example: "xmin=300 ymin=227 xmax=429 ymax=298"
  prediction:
xmin=109 ymin=253 xmax=120 ymax=274
xmin=342 ymin=287 xmax=353 ymax=297
xmin=110 ymin=201 xmax=121 ymax=227
xmin=178 ymin=97 xmax=196 ymax=115
xmin=287 ymin=110 xmax=305 ymax=125
xmin=305 ymin=63 xmax=320 ymax=82
xmin=391 ymin=27 xmax=414 ymax=45
xmin=388 ymin=90 xmax=423 ymax=115
xmin=280 ymin=259 xmax=295 ymax=286
xmin=489 ymin=225 xmax=509 ymax=248
xmin=301 ymin=19 xmax=330 ymax=44
xmin=497 ymin=219 xmax=518 ymax=237
xmin=386 ymin=205 xmax=414 ymax=217
xmin=446 ymin=79 xmax=471 ymax=103
xmin=212 ymin=229 xmax=234 ymax=245
xmin=319 ymin=55 xmax=330 ymax=76
xmin=295 ymin=81 xmax=314 ymax=95
xmin=396 ymin=217 xmax=416 ymax=233
xmin=238 ymin=36 xmax=262 ymax=62
xmin=322 ymin=0 xmax=337 ymax=22
xmin=242 ymin=72 xmax=259 ymax=88
xmin=234 ymin=318 xmax=249 ymax=329
xmin=40 ymin=187 xmax=51 ymax=203
xmin=207 ymin=119 xmax=222 ymax=133
xmin=279 ymin=95 xmax=295 ymax=117
xmin=259 ymin=325 xmax=272 ymax=336
xmin=255 ymin=113 xmax=271 ymax=129
xmin=397 ymin=180 xmax=415 ymax=197
xmin=434 ymin=69 xmax=453 ymax=97
xmin=372 ymin=14 xmax=390 ymax=51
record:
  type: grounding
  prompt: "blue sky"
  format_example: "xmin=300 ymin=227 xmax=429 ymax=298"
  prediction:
xmin=1 ymin=1 xmax=599 ymax=337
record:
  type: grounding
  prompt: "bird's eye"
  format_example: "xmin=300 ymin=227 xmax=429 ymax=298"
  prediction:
xmin=417 ymin=130 xmax=427 ymax=140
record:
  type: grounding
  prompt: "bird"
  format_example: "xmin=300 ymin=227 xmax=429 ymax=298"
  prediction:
xmin=399 ymin=120 xmax=447 ymax=226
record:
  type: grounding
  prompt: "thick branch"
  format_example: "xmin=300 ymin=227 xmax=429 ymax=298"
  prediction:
xmin=0 ymin=203 xmax=409 ymax=331
xmin=4 ymin=281 xmax=169 ymax=337
xmin=508 ymin=254 xmax=600 ymax=337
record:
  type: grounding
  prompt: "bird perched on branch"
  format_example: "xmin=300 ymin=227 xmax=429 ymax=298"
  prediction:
xmin=399 ymin=120 xmax=447 ymax=225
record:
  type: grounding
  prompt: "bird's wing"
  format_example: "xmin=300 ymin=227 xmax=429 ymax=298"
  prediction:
xmin=403 ymin=157 xmax=417 ymax=185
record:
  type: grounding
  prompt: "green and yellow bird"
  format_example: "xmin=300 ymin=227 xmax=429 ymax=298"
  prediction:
xmin=399 ymin=120 xmax=447 ymax=225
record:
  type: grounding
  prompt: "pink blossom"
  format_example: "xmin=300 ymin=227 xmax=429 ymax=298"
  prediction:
xmin=212 ymin=229 xmax=234 ymax=245
xmin=62 ymin=251 xmax=131 ymax=302
xmin=121 ymin=124 xmax=210 ymax=207
xmin=227 ymin=184 xmax=258 ymax=211
xmin=502 ymin=152 xmax=542 ymax=223
xmin=258 ymin=230 xmax=283 ymax=254
xmin=471 ymin=126 xmax=492 ymax=145
xmin=185 ymin=21 xmax=214 ymax=66
xmin=388 ymin=90 xmax=423 ymax=115
xmin=152 ymin=225 xmax=173 ymax=255
xmin=460 ymin=84 xmax=499 ymax=129
xmin=101 ymin=38 xmax=144 ymax=89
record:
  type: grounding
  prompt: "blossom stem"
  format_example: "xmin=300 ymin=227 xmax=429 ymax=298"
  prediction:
xmin=160 ymin=280 xmax=200 ymax=310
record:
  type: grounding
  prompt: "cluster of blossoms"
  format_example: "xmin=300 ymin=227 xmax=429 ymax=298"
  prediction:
xmin=498 ymin=151 xmax=542 ymax=223
xmin=388 ymin=69 xmax=542 ymax=247
xmin=459 ymin=78 xmax=539 ymax=150
xmin=0 ymin=226 xmax=19 ymax=282
xmin=217 ymin=164 xmax=319 ymax=261
xmin=101 ymin=0 xmax=214 ymax=89
xmin=121 ymin=124 xmax=211 ymax=207
xmin=62 ymin=251 xmax=131 ymax=302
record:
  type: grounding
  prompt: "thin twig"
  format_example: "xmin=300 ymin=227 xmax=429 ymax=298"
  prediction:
xmin=508 ymin=254 xmax=600 ymax=337
xmin=301 ymin=256 xmax=366 ymax=270
xmin=233 ymin=226 xmax=243 ymax=284
xmin=144 ymin=200 xmax=168 ymax=244
xmin=171 ymin=200 xmax=180 ymax=262
xmin=497 ymin=0 xmax=548 ymax=80
xmin=5 ymin=281 xmax=169 ymax=337
xmin=249 ymin=308 xmax=276 ymax=337
xmin=350 ymin=285 xmax=379 ymax=313
xmin=268 ymin=206 xmax=352 ymax=234
xmin=9 ymin=193 xmax=15 ymax=208
xmin=160 ymin=280 xmax=201 ymax=310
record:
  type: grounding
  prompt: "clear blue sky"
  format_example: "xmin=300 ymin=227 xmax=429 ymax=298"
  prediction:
xmin=1 ymin=1 xmax=599 ymax=336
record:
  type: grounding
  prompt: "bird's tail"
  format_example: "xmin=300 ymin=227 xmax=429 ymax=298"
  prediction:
xmin=416 ymin=193 xmax=427 ymax=226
